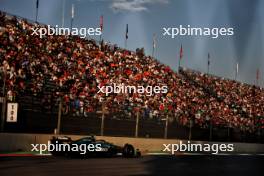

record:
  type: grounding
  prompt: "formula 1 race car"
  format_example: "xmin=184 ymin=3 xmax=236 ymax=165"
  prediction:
xmin=49 ymin=136 xmax=141 ymax=158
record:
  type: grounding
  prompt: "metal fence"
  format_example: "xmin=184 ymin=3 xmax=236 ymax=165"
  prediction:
xmin=2 ymin=97 xmax=263 ymax=143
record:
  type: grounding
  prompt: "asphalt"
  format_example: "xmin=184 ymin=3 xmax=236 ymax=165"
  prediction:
xmin=0 ymin=155 xmax=263 ymax=176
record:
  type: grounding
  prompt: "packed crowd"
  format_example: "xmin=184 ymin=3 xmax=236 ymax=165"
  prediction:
xmin=0 ymin=11 xmax=263 ymax=133
xmin=182 ymin=69 xmax=264 ymax=131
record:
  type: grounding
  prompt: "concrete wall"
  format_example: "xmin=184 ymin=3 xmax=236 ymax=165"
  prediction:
xmin=0 ymin=133 xmax=263 ymax=154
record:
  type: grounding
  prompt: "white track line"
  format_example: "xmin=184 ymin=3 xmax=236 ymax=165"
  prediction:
xmin=36 ymin=153 xmax=52 ymax=156
xmin=147 ymin=152 xmax=264 ymax=156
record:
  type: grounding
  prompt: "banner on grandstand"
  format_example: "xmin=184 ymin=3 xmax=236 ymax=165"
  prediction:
xmin=6 ymin=103 xmax=18 ymax=122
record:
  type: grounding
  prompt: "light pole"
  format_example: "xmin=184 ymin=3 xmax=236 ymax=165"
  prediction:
xmin=188 ymin=118 xmax=193 ymax=141
xmin=164 ymin=113 xmax=169 ymax=139
xmin=97 ymin=102 xmax=108 ymax=136
xmin=209 ymin=116 xmax=213 ymax=141
xmin=135 ymin=105 xmax=141 ymax=138
xmin=56 ymin=96 xmax=63 ymax=135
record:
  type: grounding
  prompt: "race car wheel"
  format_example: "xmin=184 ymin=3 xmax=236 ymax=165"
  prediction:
xmin=123 ymin=144 xmax=135 ymax=158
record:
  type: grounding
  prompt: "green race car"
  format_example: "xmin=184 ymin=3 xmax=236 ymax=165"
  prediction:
xmin=50 ymin=136 xmax=141 ymax=158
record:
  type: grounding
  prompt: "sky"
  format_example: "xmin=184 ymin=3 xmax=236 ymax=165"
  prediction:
xmin=0 ymin=0 xmax=263 ymax=87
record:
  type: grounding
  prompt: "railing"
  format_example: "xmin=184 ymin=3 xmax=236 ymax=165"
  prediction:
xmin=2 ymin=100 xmax=263 ymax=143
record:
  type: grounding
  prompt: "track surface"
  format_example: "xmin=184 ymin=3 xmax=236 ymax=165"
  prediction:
xmin=0 ymin=155 xmax=263 ymax=176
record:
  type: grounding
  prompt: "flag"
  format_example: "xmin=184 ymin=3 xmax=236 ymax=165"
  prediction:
xmin=256 ymin=68 xmax=260 ymax=81
xmin=125 ymin=24 xmax=128 ymax=39
xmin=208 ymin=53 xmax=210 ymax=66
xmin=152 ymin=33 xmax=157 ymax=58
xmin=236 ymin=63 xmax=239 ymax=75
xmin=36 ymin=0 xmax=39 ymax=9
xmin=180 ymin=44 xmax=183 ymax=59
xmin=100 ymin=15 xmax=103 ymax=31
xmin=153 ymin=33 xmax=156 ymax=49
xmin=71 ymin=4 xmax=75 ymax=19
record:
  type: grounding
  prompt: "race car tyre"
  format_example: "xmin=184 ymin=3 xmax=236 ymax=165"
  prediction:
xmin=123 ymin=144 xmax=135 ymax=158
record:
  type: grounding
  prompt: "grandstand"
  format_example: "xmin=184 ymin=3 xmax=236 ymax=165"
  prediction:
xmin=0 ymin=11 xmax=263 ymax=143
